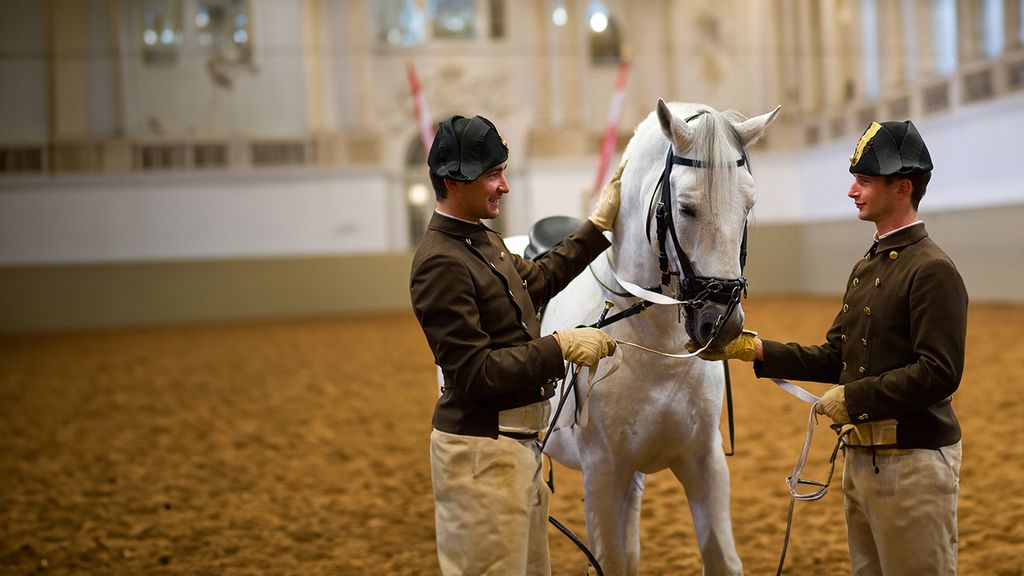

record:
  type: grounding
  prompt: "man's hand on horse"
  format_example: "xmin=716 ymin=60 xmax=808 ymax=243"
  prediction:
xmin=589 ymin=160 xmax=627 ymax=232
xmin=688 ymin=329 xmax=761 ymax=362
xmin=554 ymin=328 xmax=617 ymax=371
xmin=814 ymin=386 xmax=851 ymax=425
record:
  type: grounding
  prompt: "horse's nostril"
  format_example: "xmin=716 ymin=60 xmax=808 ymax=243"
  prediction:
xmin=698 ymin=322 xmax=715 ymax=344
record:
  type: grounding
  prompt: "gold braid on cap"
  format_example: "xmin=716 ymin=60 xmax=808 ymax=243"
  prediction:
xmin=850 ymin=122 xmax=882 ymax=165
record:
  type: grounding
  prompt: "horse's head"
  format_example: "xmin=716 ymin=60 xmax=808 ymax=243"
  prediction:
xmin=616 ymin=99 xmax=780 ymax=350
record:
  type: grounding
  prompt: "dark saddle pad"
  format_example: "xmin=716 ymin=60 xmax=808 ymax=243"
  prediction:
xmin=523 ymin=215 xmax=583 ymax=260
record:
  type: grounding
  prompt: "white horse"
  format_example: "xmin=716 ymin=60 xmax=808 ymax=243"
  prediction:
xmin=542 ymin=99 xmax=779 ymax=575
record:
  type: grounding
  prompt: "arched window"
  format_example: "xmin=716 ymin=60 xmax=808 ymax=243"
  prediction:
xmin=377 ymin=0 xmax=506 ymax=47
xmin=588 ymin=7 xmax=621 ymax=66
xmin=377 ymin=0 xmax=426 ymax=47
xmin=431 ymin=0 xmax=476 ymax=40
xmin=195 ymin=0 xmax=253 ymax=66
xmin=141 ymin=0 xmax=183 ymax=66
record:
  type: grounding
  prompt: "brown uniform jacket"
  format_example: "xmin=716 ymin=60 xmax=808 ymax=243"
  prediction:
xmin=755 ymin=223 xmax=968 ymax=449
xmin=410 ymin=212 xmax=611 ymax=438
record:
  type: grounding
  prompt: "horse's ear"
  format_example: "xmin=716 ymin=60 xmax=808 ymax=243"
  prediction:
xmin=733 ymin=105 xmax=781 ymax=147
xmin=656 ymin=98 xmax=693 ymax=149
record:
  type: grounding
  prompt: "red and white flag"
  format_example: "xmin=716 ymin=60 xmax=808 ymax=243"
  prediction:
xmin=406 ymin=60 xmax=435 ymax=157
xmin=592 ymin=58 xmax=631 ymax=197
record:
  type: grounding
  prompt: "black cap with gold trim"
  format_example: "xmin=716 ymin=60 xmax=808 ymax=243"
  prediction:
xmin=849 ymin=120 xmax=933 ymax=176
xmin=427 ymin=114 xmax=509 ymax=182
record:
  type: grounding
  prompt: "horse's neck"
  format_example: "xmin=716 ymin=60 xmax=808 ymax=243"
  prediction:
xmin=610 ymin=216 xmax=665 ymax=288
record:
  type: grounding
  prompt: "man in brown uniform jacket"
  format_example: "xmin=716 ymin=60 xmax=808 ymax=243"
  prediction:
xmin=702 ymin=120 xmax=968 ymax=575
xmin=410 ymin=114 xmax=622 ymax=575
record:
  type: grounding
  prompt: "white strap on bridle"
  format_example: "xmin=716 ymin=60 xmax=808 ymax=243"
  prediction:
xmin=612 ymin=272 xmax=691 ymax=306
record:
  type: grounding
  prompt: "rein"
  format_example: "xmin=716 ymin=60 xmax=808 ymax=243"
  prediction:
xmin=770 ymin=379 xmax=853 ymax=575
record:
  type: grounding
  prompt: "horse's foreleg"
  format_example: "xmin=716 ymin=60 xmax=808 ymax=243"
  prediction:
xmin=671 ymin=448 xmax=743 ymax=576
xmin=624 ymin=471 xmax=644 ymax=575
xmin=581 ymin=466 xmax=645 ymax=576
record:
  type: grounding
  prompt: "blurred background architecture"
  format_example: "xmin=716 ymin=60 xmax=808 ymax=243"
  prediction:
xmin=1 ymin=0 xmax=1022 ymax=331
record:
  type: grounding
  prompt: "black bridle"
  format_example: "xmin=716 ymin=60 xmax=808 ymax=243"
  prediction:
xmin=643 ymin=112 xmax=750 ymax=344
xmin=584 ymin=113 xmax=753 ymax=337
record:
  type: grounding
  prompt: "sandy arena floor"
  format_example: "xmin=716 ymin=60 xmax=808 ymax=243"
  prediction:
xmin=1 ymin=296 xmax=1022 ymax=575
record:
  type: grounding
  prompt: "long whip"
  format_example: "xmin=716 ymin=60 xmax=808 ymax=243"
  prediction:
xmin=541 ymin=301 xmax=614 ymax=576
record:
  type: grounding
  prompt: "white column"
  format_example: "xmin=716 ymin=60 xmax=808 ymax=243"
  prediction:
xmin=566 ymin=0 xmax=583 ymax=127
xmin=1003 ymin=0 xmax=1021 ymax=50
xmin=302 ymin=0 xmax=324 ymax=134
xmin=49 ymin=0 xmax=90 ymax=139
xmin=900 ymin=0 xmax=920 ymax=85
xmin=796 ymin=0 xmax=819 ymax=112
xmin=346 ymin=0 xmax=374 ymax=131
xmin=820 ymin=0 xmax=843 ymax=108
xmin=958 ymin=0 xmax=982 ymax=64
xmin=778 ymin=0 xmax=798 ymax=109
xmin=755 ymin=0 xmax=783 ymax=118
xmin=878 ymin=0 xmax=904 ymax=94
xmin=546 ymin=0 xmax=563 ymax=127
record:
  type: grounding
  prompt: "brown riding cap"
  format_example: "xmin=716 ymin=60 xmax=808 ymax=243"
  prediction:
xmin=427 ymin=114 xmax=509 ymax=182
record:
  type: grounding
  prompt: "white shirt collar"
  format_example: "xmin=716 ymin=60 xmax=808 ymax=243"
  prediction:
xmin=435 ymin=208 xmax=481 ymax=225
xmin=876 ymin=220 xmax=923 ymax=241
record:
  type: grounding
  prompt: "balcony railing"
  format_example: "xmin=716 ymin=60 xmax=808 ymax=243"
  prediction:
xmin=0 ymin=133 xmax=382 ymax=177
xmin=794 ymin=47 xmax=1024 ymax=148
xmin=5 ymin=48 xmax=1024 ymax=176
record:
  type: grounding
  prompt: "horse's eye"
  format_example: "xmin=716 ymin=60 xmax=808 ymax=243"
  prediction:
xmin=680 ymin=205 xmax=697 ymax=217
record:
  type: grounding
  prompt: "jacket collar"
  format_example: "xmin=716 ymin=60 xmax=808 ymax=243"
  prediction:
xmin=876 ymin=221 xmax=928 ymax=253
xmin=427 ymin=211 xmax=496 ymax=245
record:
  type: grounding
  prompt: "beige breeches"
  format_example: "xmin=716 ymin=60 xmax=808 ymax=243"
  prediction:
xmin=843 ymin=441 xmax=961 ymax=576
xmin=430 ymin=428 xmax=551 ymax=576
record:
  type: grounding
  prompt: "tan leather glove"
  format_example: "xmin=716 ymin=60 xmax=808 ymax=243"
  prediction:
xmin=688 ymin=330 xmax=760 ymax=362
xmin=815 ymin=386 xmax=851 ymax=425
xmin=555 ymin=328 xmax=617 ymax=369
xmin=588 ymin=161 xmax=626 ymax=232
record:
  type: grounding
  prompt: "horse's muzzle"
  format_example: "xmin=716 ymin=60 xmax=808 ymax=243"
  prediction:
xmin=689 ymin=304 xmax=744 ymax=350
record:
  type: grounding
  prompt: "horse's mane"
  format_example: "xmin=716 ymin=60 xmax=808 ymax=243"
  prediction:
xmin=692 ymin=108 xmax=749 ymax=223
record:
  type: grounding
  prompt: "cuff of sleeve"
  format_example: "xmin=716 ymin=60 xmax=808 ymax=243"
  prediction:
xmin=578 ymin=220 xmax=612 ymax=252
xmin=841 ymin=381 xmax=867 ymax=422
xmin=753 ymin=340 xmax=785 ymax=378
xmin=538 ymin=334 xmax=567 ymax=379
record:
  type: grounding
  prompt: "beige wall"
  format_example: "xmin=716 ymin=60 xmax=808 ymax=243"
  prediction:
xmin=2 ymin=203 xmax=1020 ymax=333
xmin=0 ymin=253 xmax=414 ymax=333
xmin=747 ymin=203 xmax=1024 ymax=303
